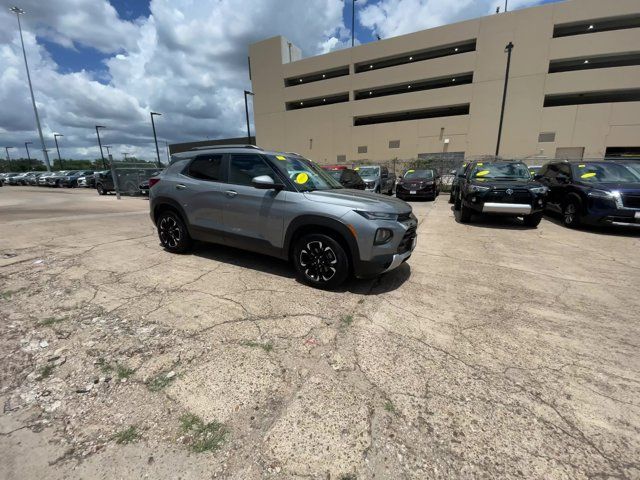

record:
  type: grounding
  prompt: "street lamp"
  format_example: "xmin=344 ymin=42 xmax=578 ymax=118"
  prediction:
xmin=150 ymin=111 xmax=162 ymax=168
xmin=104 ymin=145 xmax=112 ymax=156
xmin=53 ymin=134 xmax=64 ymax=170
xmin=351 ymin=0 xmax=358 ymax=47
xmin=10 ymin=6 xmax=51 ymax=172
xmin=243 ymin=90 xmax=255 ymax=144
xmin=4 ymin=146 xmax=14 ymax=170
xmin=495 ymin=41 xmax=514 ymax=157
xmin=123 ymin=152 xmax=130 ymax=161
xmin=95 ymin=125 xmax=107 ymax=169
xmin=25 ymin=141 xmax=32 ymax=169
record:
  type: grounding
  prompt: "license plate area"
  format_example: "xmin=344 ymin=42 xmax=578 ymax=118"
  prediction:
xmin=410 ymin=190 xmax=416 ymax=195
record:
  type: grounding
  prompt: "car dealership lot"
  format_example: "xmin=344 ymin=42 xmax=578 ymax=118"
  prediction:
xmin=1 ymin=187 xmax=639 ymax=479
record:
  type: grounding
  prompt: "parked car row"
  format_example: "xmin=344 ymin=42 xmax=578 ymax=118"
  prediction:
xmin=449 ymin=159 xmax=640 ymax=229
xmin=0 ymin=170 xmax=97 ymax=188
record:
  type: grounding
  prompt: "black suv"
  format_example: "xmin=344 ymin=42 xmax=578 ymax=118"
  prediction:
xmin=536 ymin=160 xmax=640 ymax=228
xmin=455 ymin=160 xmax=548 ymax=227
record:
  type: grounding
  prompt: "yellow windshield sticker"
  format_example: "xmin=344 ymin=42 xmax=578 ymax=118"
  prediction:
xmin=581 ymin=172 xmax=596 ymax=179
xmin=475 ymin=170 xmax=490 ymax=177
xmin=295 ymin=172 xmax=309 ymax=184
xmin=407 ymin=169 xmax=415 ymax=173
xmin=276 ymin=155 xmax=286 ymax=160
xmin=354 ymin=167 xmax=360 ymax=170
xmin=578 ymin=164 xmax=585 ymax=168
xmin=477 ymin=163 xmax=483 ymax=166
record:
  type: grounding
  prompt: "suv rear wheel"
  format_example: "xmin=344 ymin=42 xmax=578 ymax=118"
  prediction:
xmin=293 ymin=233 xmax=349 ymax=289
xmin=96 ymin=183 xmax=107 ymax=195
xmin=157 ymin=211 xmax=192 ymax=253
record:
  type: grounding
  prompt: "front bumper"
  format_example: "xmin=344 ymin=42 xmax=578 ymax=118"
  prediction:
xmin=482 ymin=203 xmax=532 ymax=215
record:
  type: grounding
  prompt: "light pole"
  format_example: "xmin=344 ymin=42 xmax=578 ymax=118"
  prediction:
xmin=53 ymin=133 xmax=64 ymax=170
xmin=105 ymin=145 xmax=112 ymax=157
xmin=351 ymin=0 xmax=357 ymax=47
xmin=123 ymin=152 xmax=130 ymax=161
xmin=4 ymin=146 xmax=14 ymax=170
xmin=25 ymin=141 xmax=32 ymax=170
xmin=495 ymin=42 xmax=514 ymax=157
xmin=150 ymin=111 xmax=162 ymax=168
xmin=243 ymin=90 xmax=254 ymax=144
xmin=95 ymin=125 xmax=107 ymax=169
xmin=10 ymin=6 xmax=51 ymax=172
xmin=164 ymin=140 xmax=170 ymax=164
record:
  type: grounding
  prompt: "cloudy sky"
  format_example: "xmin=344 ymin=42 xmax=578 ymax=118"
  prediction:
xmin=0 ymin=0 xmax=561 ymax=164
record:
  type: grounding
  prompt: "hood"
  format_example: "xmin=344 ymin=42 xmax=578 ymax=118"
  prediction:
xmin=577 ymin=181 xmax=640 ymax=192
xmin=360 ymin=176 xmax=378 ymax=182
xmin=303 ymin=189 xmax=411 ymax=213
xmin=470 ymin=178 xmax=539 ymax=187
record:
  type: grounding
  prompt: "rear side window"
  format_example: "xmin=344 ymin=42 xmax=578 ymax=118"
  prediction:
xmin=228 ymin=154 xmax=275 ymax=186
xmin=187 ymin=154 xmax=223 ymax=181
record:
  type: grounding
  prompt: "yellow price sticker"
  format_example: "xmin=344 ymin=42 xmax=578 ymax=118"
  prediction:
xmin=578 ymin=164 xmax=585 ymax=168
xmin=475 ymin=170 xmax=490 ymax=177
xmin=354 ymin=167 xmax=360 ymax=171
xmin=407 ymin=169 xmax=415 ymax=173
xmin=276 ymin=155 xmax=286 ymax=160
xmin=581 ymin=172 xmax=596 ymax=179
xmin=295 ymin=172 xmax=309 ymax=184
xmin=477 ymin=163 xmax=483 ymax=166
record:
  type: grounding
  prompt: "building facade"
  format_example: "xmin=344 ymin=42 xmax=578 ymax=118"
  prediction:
xmin=248 ymin=0 xmax=640 ymax=164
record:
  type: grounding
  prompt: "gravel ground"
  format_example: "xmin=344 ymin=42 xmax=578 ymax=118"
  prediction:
xmin=1 ymin=186 xmax=639 ymax=479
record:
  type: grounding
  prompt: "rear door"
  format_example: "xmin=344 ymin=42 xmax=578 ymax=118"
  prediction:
xmin=539 ymin=163 xmax=563 ymax=211
xmin=221 ymin=154 xmax=287 ymax=255
xmin=178 ymin=154 xmax=227 ymax=241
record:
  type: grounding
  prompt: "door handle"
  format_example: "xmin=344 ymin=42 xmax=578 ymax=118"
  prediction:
xmin=225 ymin=190 xmax=238 ymax=198
xmin=176 ymin=184 xmax=187 ymax=190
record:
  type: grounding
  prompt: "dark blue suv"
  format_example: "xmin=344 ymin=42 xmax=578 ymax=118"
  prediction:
xmin=536 ymin=160 xmax=640 ymax=228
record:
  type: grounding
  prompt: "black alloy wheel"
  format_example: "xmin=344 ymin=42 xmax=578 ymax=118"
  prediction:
xmin=96 ymin=183 xmax=106 ymax=195
xmin=157 ymin=211 xmax=192 ymax=253
xmin=563 ymin=198 xmax=581 ymax=228
xmin=293 ymin=233 xmax=349 ymax=289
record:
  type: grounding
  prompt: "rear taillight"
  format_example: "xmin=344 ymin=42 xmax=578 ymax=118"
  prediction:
xmin=148 ymin=178 xmax=160 ymax=188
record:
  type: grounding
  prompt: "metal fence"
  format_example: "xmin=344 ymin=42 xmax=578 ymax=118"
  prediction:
xmin=98 ymin=162 xmax=163 ymax=197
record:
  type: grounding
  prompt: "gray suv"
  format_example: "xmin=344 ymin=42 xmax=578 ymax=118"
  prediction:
xmin=149 ymin=146 xmax=417 ymax=289
xmin=355 ymin=165 xmax=394 ymax=195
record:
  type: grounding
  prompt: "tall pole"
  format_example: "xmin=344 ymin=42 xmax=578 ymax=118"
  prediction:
xmin=10 ymin=7 xmax=51 ymax=172
xmin=5 ymin=147 xmax=14 ymax=170
xmin=95 ymin=125 xmax=107 ymax=169
xmin=150 ymin=112 xmax=162 ymax=168
xmin=505 ymin=0 xmax=508 ymax=12
xmin=495 ymin=42 xmax=514 ymax=157
xmin=244 ymin=90 xmax=254 ymax=144
xmin=54 ymin=134 xmax=64 ymax=170
xmin=25 ymin=141 xmax=32 ymax=169
xmin=351 ymin=0 xmax=356 ymax=47
xmin=165 ymin=141 xmax=170 ymax=165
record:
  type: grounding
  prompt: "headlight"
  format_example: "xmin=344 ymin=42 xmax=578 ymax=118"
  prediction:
xmin=468 ymin=185 xmax=490 ymax=193
xmin=529 ymin=186 xmax=549 ymax=194
xmin=587 ymin=189 xmax=616 ymax=199
xmin=355 ymin=211 xmax=398 ymax=221
xmin=374 ymin=228 xmax=394 ymax=245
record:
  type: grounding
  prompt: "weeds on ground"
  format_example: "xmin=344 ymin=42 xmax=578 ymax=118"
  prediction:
xmin=96 ymin=358 xmax=134 ymax=379
xmin=38 ymin=364 xmax=55 ymax=380
xmin=340 ymin=315 xmax=354 ymax=329
xmin=384 ymin=400 xmax=396 ymax=413
xmin=147 ymin=370 xmax=177 ymax=392
xmin=2 ymin=290 xmax=19 ymax=301
xmin=116 ymin=365 xmax=135 ymax=379
xmin=358 ymin=298 xmax=365 ymax=304
xmin=38 ymin=316 xmax=67 ymax=327
xmin=113 ymin=425 xmax=141 ymax=444
xmin=180 ymin=413 xmax=228 ymax=453
xmin=242 ymin=340 xmax=274 ymax=352
xmin=96 ymin=358 xmax=113 ymax=374
xmin=339 ymin=474 xmax=357 ymax=480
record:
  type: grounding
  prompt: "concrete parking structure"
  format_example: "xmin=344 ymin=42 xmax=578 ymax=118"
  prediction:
xmin=1 ymin=187 xmax=639 ymax=479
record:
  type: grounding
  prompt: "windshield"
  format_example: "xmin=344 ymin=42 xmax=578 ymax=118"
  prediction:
xmin=268 ymin=154 xmax=343 ymax=192
xmin=404 ymin=169 xmax=434 ymax=180
xmin=622 ymin=162 xmax=640 ymax=178
xmin=572 ymin=162 xmax=640 ymax=183
xmin=470 ymin=162 xmax=531 ymax=180
xmin=355 ymin=166 xmax=380 ymax=178
xmin=326 ymin=170 xmax=343 ymax=181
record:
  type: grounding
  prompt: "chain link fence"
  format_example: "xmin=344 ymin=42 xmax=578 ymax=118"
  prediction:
xmin=95 ymin=162 xmax=163 ymax=197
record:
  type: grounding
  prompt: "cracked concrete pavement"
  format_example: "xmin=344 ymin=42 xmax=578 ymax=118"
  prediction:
xmin=1 ymin=186 xmax=639 ymax=479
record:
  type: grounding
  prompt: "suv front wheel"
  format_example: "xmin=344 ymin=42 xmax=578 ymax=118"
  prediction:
xmin=157 ymin=211 xmax=192 ymax=253
xmin=293 ymin=233 xmax=349 ymax=289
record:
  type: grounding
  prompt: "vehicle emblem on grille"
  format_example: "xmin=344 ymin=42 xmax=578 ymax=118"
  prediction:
xmin=506 ymin=188 xmax=514 ymax=195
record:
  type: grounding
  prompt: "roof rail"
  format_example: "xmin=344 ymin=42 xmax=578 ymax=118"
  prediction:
xmin=190 ymin=144 xmax=261 ymax=151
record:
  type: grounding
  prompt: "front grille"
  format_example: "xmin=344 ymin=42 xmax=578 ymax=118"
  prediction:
xmin=397 ymin=226 xmax=417 ymax=254
xmin=622 ymin=194 xmax=640 ymax=209
xmin=486 ymin=188 xmax=531 ymax=204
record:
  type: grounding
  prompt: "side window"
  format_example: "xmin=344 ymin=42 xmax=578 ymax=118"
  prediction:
xmin=544 ymin=163 xmax=559 ymax=180
xmin=228 ymin=154 xmax=275 ymax=186
xmin=381 ymin=166 xmax=389 ymax=177
xmin=558 ymin=164 xmax=572 ymax=179
xmin=187 ymin=154 xmax=223 ymax=181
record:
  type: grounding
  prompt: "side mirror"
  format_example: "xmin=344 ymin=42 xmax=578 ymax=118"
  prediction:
xmin=457 ymin=173 xmax=466 ymax=179
xmin=252 ymin=175 xmax=282 ymax=190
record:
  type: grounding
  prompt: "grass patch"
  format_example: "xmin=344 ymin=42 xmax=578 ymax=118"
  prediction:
xmin=180 ymin=413 xmax=228 ymax=453
xmin=116 ymin=365 xmax=135 ymax=379
xmin=339 ymin=474 xmax=357 ymax=480
xmin=384 ymin=400 xmax=396 ymax=413
xmin=113 ymin=425 xmax=141 ymax=444
xmin=340 ymin=315 xmax=354 ymax=329
xmin=2 ymin=290 xmax=19 ymax=301
xmin=38 ymin=364 xmax=55 ymax=380
xmin=38 ymin=316 xmax=66 ymax=327
xmin=96 ymin=358 xmax=113 ymax=374
xmin=358 ymin=298 xmax=365 ymax=304
xmin=242 ymin=340 xmax=274 ymax=352
xmin=147 ymin=371 xmax=176 ymax=392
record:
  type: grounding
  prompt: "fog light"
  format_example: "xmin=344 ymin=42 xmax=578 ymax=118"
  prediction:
xmin=538 ymin=199 xmax=543 ymax=205
xmin=472 ymin=196 xmax=477 ymax=203
xmin=374 ymin=228 xmax=393 ymax=245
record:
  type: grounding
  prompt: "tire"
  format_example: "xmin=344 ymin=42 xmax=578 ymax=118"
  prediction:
xmin=454 ymin=194 xmax=461 ymax=211
xmin=96 ymin=183 xmax=107 ymax=195
xmin=562 ymin=198 xmax=581 ymax=228
xmin=448 ymin=192 xmax=454 ymax=204
xmin=459 ymin=202 xmax=472 ymax=223
xmin=157 ymin=210 xmax=192 ymax=253
xmin=293 ymin=233 xmax=349 ymax=290
xmin=523 ymin=212 xmax=543 ymax=228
